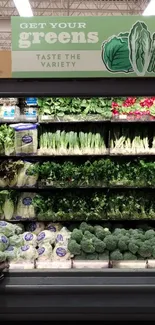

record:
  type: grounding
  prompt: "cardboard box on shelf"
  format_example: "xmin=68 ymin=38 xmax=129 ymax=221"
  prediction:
xmin=0 ymin=51 xmax=11 ymax=78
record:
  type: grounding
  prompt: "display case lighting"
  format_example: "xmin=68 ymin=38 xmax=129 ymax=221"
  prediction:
xmin=143 ymin=0 xmax=155 ymax=16
xmin=13 ymin=0 xmax=33 ymax=17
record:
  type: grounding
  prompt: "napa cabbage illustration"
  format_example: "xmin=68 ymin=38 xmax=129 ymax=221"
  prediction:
xmin=101 ymin=21 xmax=154 ymax=76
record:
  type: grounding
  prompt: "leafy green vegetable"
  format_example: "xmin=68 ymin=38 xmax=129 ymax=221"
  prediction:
xmin=102 ymin=34 xmax=132 ymax=73
xmin=148 ymin=33 xmax=155 ymax=72
xmin=129 ymin=21 xmax=152 ymax=76
xmin=38 ymin=97 xmax=112 ymax=120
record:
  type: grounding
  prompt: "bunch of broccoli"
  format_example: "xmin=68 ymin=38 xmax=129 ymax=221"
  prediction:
xmin=68 ymin=222 xmax=155 ymax=261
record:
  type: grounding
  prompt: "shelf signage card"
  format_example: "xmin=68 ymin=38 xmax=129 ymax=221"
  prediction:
xmin=11 ymin=16 xmax=155 ymax=78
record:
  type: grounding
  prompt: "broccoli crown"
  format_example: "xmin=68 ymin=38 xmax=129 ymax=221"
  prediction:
xmin=145 ymin=229 xmax=155 ymax=240
xmin=84 ymin=230 xmax=95 ymax=240
xmin=93 ymin=237 xmax=106 ymax=253
xmin=71 ymin=228 xmax=83 ymax=244
xmin=110 ymin=249 xmax=123 ymax=261
xmin=123 ymin=252 xmax=137 ymax=260
xmin=150 ymin=237 xmax=155 ymax=247
xmin=86 ymin=252 xmax=98 ymax=260
xmin=118 ymin=235 xmax=129 ymax=252
xmin=81 ymin=238 xmax=95 ymax=254
xmin=68 ymin=239 xmax=81 ymax=256
xmin=129 ymin=229 xmax=138 ymax=235
xmin=152 ymin=247 xmax=155 ymax=259
xmin=113 ymin=228 xmax=123 ymax=236
xmin=104 ymin=235 xmax=117 ymax=251
xmin=94 ymin=225 xmax=111 ymax=240
xmin=131 ymin=231 xmax=145 ymax=241
xmin=74 ymin=252 xmax=86 ymax=260
xmin=128 ymin=240 xmax=139 ymax=254
xmin=138 ymin=240 xmax=152 ymax=258
xmin=98 ymin=250 xmax=109 ymax=260
xmin=114 ymin=228 xmax=128 ymax=235
xmin=79 ymin=222 xmax=94 ymax=234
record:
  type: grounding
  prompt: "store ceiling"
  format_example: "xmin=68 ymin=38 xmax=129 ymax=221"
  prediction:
xmin=0 ymin=0 xmax=150 ymax=49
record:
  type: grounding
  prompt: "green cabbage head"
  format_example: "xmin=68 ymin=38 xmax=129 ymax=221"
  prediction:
xmin=102 ymin=33 xmax=133 ymax=73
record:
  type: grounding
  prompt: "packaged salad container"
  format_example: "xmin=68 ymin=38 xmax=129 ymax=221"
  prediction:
xmin=11 ymin=123 xmax=38 ymax=155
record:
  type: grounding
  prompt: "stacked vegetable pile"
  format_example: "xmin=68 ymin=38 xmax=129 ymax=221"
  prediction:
xmin=0 ymin=124 xmax=15 ymax=156
xmin=38 ymin=97 xmax=112 ymax=121
xmin=35 ymin=159 xmax=155 ymax=188
xmin=68 ymin=222 xmax=155 ymax=261
xmin=107 ymin=191 xmax=155 ymax=220
xmin=39 ymin=129 xmax=107 ymax=155
xmin=33 ymin=192 xmax=106 ymax=221
xmin=2 ymin=189 xmax=155 ymax=221
xmin=36 ymin=159 xmax=111 ymax=187
xmin=109 ymin=159 xmax=155 ymax=187
xmin=0 ymin=191 xmax=36 ymax=221
xmin=0 ymin=160 xmax=38 ymax=188
xmin=110 ymin=126 xmax=153 ymax=154
xmin=112 ymin=97 xmax=155 ymax=120
xmin=2 ymin=158 xmax=155 ymax=189
xmin=37 ymin=96 xmax=155 ymax=122
xmin=33 ymin=191 xmax=155 ymax=221
xmin=0 ymin=221 xmax=38 ymax=264
xmin=0 ymin=221 xmax=72 ymax=266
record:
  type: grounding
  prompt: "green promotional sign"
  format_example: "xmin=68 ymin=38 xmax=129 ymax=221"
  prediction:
xmin=11 ymin=16 xmax=155 ymax=78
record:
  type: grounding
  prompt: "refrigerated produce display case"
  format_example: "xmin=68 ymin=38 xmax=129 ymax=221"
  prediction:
xmin=1 ymin=78 xmax=155 ymax=320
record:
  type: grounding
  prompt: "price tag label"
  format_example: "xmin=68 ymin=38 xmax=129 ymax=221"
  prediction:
xmin=3 ymin=106 xmax=15 ymax=119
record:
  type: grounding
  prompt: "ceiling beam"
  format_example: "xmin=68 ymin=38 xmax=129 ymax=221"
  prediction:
xmin=0 ymin=7 xmax=143 ymax=13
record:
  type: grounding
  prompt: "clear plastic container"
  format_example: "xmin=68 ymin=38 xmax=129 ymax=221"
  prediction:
xmin=21 ymin=98 xmax=38 ymax=122
xmin=12 ymin=123 xmax=38 ymax=155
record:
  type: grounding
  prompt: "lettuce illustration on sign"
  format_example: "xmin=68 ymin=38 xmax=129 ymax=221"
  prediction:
xmin=129 ymin=21 xmax=152 ymax=76
xmin=148 ymin=33 xmax=155 ymax=73
xmin=101 ymin=20 xmax=155 ymax=77
xmin=102 ymin=33 xmax=133 ymax=73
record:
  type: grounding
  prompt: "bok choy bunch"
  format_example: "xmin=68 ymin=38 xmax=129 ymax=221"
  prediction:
xmin=39 ymin=129 xmax=107 ymax=155
xmin=110 ymin=126 xmax=149 ymax=154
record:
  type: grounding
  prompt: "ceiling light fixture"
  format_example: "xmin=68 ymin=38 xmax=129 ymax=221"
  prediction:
xmin=143 ymin=0 xmax=155 ymax=16
xmin=13 ymin=0 xmax=33 ymax=17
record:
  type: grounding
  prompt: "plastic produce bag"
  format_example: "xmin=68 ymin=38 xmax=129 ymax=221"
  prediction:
xmin=0 ymin=221 xmax=20 ymax=237
xmin=17 ymin=245 xmax=38 ymax=261
xmin=17 ymin=161 xmax=38 ymax=187
xmin=12 ymin=123 xmax=38 ymax=155
xmin=22 ymin=98 xmax=37 ymax=122
xmin=26 ymin=222 xmax=45 ymax=235
xmin=55 ymin=227 xmax=71 ymax=246
xmin=37 ymin=230 xmax=56 ymax=245
xmin=37 ymin=243 xmax=52 ymax=261
xmin=9 ymin=234 xmax=23 ymax=247
xmin=3 ymin=198 xmax=14 ymax=221
xmin=22 ymin=232 xmax=37 ymax=247
xmin=5 ymin=246 xmax=18 ymax=261
xmin=0 ymin=251 xmax=6 ymax=262
xmin=46 ymin=222 xmax=62 ymax=233
xmin=1 ymin=105 xmax=20 ymax=122
xmin=16 ymin=193 xmax=36 ymax=220
xmin=0 ymin=234 xmax=9 ymax=251
xmin=16 ymin=223 xmax=25 ymax=233
xmin=52 ymin=244 xmax=71 ymax=261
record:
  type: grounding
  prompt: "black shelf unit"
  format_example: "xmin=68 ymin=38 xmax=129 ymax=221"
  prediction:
xmin=0 ymin=77 xmax=155 ymax=97
xmin=1 ymin=77 xmax=155 ymax=320
xmin=1 ymin=269 xmax=155 ymax=320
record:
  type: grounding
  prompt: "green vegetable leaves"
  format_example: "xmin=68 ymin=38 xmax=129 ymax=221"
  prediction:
xmin=38 ymin=97 xmax=112 ymax=121
xmin=129 ymin=21 xmax=152 ymax=76
xmin=102 ymin=20 xmax=155 ymax=76
xmin=102 ymin=34 xmax=132 ymax=73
